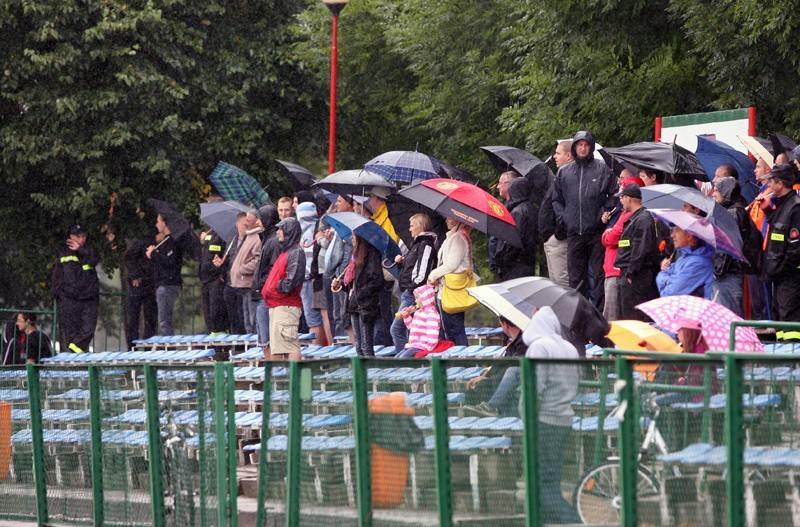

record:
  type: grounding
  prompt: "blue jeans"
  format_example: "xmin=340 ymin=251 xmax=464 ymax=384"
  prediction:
xmin=539 ymin=422 xmax=582 ymax=524
xmin=390 ymin=290 xmax=416 ymax=350
xmin=395 ymin=347 xmax=420 ymax=359
xmin=488 ymin=366 xmax=520 ymax=417
xmin=438 ymin=300 xmax=468 ymax=346
xmin=712 ymin=272 xmax=744 ymax=319
xmin=255 ymin=300 xmax=270 ymax=346
xmin=351 ymin=314 xmax=375 ymax=356
xmin=301 ymin=279 xmax=323 ymax=328
xmin=156 ymin=285 xmax=181 ymax=336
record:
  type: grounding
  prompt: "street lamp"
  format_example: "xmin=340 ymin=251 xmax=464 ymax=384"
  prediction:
xmin=322 ymin=0 xmax=350 ymax=174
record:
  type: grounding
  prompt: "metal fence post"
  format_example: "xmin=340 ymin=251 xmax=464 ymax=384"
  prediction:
xmin=226 ymin=362 xmax=239 ymax=527
xmin=616 ymin=356 xmax=637 ymax=527
xmin=520 ymin=358 xmax=540 ymax=527
xmin=197 ymin=370 xmax=208 ymax=527
xmin=144 ymin=364 xmax=166 ymax=527
xmin=725 ymin=354 xmax=745 ymax=527
xmin=430 ymin=358 xmax=453 ymax=527
xmin=25 ymin=364 xmax=48 ymax=525
xmin=256 ymin=363 xmax=273 ymax=527
xmin=214 ymin=363 xmax=229 ymax=527
xmin=88 ymin=365 xmax=104 ymax=526
xmin=351 ymin=356 xmax=372 ymax=527
xmin=286 ymin=361 xmax=303 ymax=527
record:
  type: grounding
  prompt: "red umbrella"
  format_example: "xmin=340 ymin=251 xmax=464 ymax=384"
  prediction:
xmin=398 ymin=178 xmax=521 ymax=246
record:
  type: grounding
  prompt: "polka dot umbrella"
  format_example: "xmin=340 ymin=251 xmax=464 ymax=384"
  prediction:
xmin=636 ymin=295 xmax=763 ymax=353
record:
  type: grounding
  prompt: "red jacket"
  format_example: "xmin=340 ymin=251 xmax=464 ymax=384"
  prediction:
xmin=262 ymin=250 xmax=303 ymax=308
xmin=601 ymin=211 xmax=633 ymax=278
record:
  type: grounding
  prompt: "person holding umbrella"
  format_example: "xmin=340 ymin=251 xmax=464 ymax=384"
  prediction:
xmin=656 ymin=224 xmax=714 ymax=299
xmin=348 ymin=234 xmax=384 ymax=356
xmin=552 ymin=131 xmax=616 ymax=309
xmin=427 ymin=217 xmax=475 ymax=346
xmin=199 ymin=194 xmax=229 ymax=334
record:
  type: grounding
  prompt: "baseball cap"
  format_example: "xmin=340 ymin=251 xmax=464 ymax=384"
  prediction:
xmin=763 ymin=164 xmax=796 ymax=186
xmin=615 ymin=184 xmax=642 ymax=199
xmin=369 ymin=186 xmax=392 ymax=200
xmin=68 ymin=224 xmax=87 ymax=236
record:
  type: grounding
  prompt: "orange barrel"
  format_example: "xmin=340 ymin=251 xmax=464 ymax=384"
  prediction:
xmin=368 ymin=392 xmax=416 ymax=508
xmin=0 ymin=402 xmax=10 ymax=482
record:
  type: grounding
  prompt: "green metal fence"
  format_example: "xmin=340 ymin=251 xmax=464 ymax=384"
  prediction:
xmin=5 ymin=342 xmax=800 ymax=525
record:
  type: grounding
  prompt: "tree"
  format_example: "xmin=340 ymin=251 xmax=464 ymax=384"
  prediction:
xmin=0 ymin=0 xmax=324 ymax=306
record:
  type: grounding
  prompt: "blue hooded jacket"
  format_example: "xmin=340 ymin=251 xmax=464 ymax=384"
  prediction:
xmin=656 ymin=243 xmax=715 ymax=299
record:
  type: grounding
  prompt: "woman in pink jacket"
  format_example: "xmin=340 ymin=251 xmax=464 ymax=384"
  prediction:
xmin=394 ymin=284 xmax=441 ymax=358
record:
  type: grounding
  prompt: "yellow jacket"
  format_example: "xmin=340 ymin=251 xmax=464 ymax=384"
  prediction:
xmin=371 ymin=203 xmax=399 ymax=243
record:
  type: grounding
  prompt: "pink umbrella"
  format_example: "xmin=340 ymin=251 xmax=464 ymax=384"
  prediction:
xmin=636 ymin=295 xmax=763 ymax=353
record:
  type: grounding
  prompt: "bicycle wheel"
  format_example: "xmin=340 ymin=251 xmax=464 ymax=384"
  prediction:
xmin=573 ymin=462 xmax=659 ymax=525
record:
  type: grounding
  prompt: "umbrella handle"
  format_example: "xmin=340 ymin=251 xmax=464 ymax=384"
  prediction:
xmin=382 ymin=259 xmax=397 ymax=269
xmin=330 ymin=269 xmax=347 ymax=293
xmin=301 ymin=239 xmax=315 ymax=249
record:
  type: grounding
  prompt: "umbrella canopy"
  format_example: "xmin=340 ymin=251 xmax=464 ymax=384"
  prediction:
xmin=479 ymin=145 xmax=554 ymax=193
xmin=313 ymin=169 xmax=395 ymax=196
xmin=385 ymin=193 xmax=448 ymax=248
xmin=601 ymin=142 xmax=708 ymax=180
xmin=436 ymin=162 xmax=489 ymax=191
xmin=398 ymin=179 xmax=521 ymax=247
xmin=323 ymin=212 xmax=401 ymax=279
xmin=607 ymin=320 xmax=682 ymax=381
xmin=640 ymin=184 xmax=743 ymax=248
xmin=199 ymin=200 xmax=253 ymax=241
xmin=649 ymin=209 xmax=745 ymax=262
xmin=598 ymin=149 xmax=639 ymax=176
xmin=467 ymin=276 xmax=609 ymax=345
xmin=276 ymin=160 xmax=317 ymax=192
xmin=770 ymin=132 xmax=797 ymax=157
xmin=147 ymin=198 xmax=201 ymax=260
xmin=738 ymin=135 xmax=774 ymax=166
xmin=694 ymin=136 xmax=759 ymax=203
xmin=636 ymin=295 xmax=763 ymax=353
xmin=208 ymin=161 xmax=270 ymax=208
xmin=364 ymin=151 xmax=443 ymax=184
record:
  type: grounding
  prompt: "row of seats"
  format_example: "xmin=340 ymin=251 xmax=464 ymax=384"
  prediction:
xmin=42 ymin=349 xmax=215 ymax=364
xmin=233 ymin=389 xmax=465 ymax=407
xmin=242 ymin=434 xmax=513 ymax=453
xmin=659 ymin=442 xmax=800 ymax=467
xmin=315 ymin=366 xmax=487 ymax=383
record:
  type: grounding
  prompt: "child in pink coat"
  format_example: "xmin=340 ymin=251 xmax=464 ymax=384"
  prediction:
xmin=394 ymin=284 xmax=441 ymax=358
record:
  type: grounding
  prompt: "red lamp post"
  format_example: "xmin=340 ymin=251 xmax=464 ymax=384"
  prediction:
xmin=322 ymin=0 xmax=350 ymax=175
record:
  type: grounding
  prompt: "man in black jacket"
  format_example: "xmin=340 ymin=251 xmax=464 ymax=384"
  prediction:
xmin=51 ymin=224 xmax=100 ymax=353
xmin=496 ymin=178 xmax=538 ymax=280
xmin=124 ymin=235 xmax=158 ymax=349
xmin=146 ymin=214 xmax=183 ymax=336
xmin=614 ymin=185 xmax=664 ymax=321
xmin=251 ymin=205 xmax=280 ymax=357
xmin=199 ymin=195 xmax=228 ymax=334
xmin=552 ymin=131 xmax=616 ymax=309
xmin=761 ymin=164 xmax=800 ymax=324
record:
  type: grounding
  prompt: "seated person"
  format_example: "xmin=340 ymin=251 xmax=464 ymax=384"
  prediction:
xmin=2 ymin=313 xmax=52 ymax=365
xmin=395 ymin=285 xmax=441 ymax=359
xmin=656 ymin=225 xmax=714 ymax=299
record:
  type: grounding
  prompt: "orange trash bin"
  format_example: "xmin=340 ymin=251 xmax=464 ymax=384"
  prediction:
xmin=0 ymin=402 xmax=10 ymax=482
xmin=368 ymin=392 xmax=418 ymax=508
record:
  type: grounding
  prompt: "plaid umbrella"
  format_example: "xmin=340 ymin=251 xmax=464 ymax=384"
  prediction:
xmin=636 ymin=295 xmax=763 ymax=352
xmin=209 ymin=161 xmax=270 ymax=208
xmin=364 ymin=151 xmax=443 ymax=184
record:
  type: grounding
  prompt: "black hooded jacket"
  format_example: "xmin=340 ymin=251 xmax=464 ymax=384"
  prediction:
xmin=125 ymin=236 xmax=156 ymax=290
xmin=552 ymin=131 xmax=616 ymax=236
xmin=713 ymin=179 xmax=750 ymax=277
xmin=275 ymin=218 xmax=306 ymax=294
xmin=251 ymin=205 xmax=281 ymax=300
xmin=399 ymin=232 xmax=438 ymax=292
xmin=495 ymin=178 xmax=538 ymax=278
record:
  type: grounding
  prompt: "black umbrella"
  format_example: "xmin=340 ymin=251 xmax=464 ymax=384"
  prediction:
xmin=276 ymin=160 xmax=317 ymax=192
xmin=436 ymin=162 xmax=489 ymax=191
xmin=386 ymin=193 xmax=448 ymax=248
xmin=769 ymin=133 xmax=797 ymax=157
xmin=598 ymin=149 xmax=640 ymax=176
xmin=480 ymin=145 xmax=554 ymax=192
xmin=600 ymin=142 xmax=708 ymax=181
xmin=147 ymin=198 xmax=200 ymax=260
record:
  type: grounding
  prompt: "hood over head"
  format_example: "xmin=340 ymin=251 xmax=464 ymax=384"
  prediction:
xmin=276 ymin=218 xmax=301 ymax=248
xmin=506 ymin=177 xmax=532 ymax=210
xmin=296 ymin=201 xmax=318 ymax=232
xmin=571 ymin=131 xmax=596 ymax=162
xmin=413 ymin=284 xmax=437 ymax=309
xmin=258 ymin=205 xmax=279 ymax=235
xmin=713 ymin=177 xmax=741 ymax=205
xmin=524 ymin=306 xmax=561 ymax=343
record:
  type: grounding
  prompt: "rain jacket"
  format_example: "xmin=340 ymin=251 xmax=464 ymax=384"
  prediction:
xmin=52 ymin=243 xmax=100 ymax=301
xmin=150 ymin=236 xmax=183 ymax=288
xmin=601 ymin=211 xmax=632 ymax=278
xmin=229 ymin=228 xmax=261 ymax=288
xmin=552 ymin=131 xmax=616 ymax=236
xmin=125 ymin=236 xmax=155 ymax=291
xmin=402 ymin=285 xmax=440 ymax=353
xmin=538 ymin=182 xmax=567 ymax=242
xmin=262 ymin=218 xmax=305 ymax=308
xmin=399 ymin=232 xmax=438 ymax=292
xmin=713 ymin=179 xmax=750 ymax=278
xmin=762 ymin=191 xmax=800 ymax=281
xmin=656 ymin=243 xmax=715 ymax=299
xmin=522 ymin=307 xmax=580 ymax=426
xmin=614 ymin=207 xmax=666 ymax=280
xmin=371 ymin=203 xmax=400 ymax=243
xmin=297 ymin=202 xmax=318 ymax=278
xmin=251 ymin=205 xmax=280 ymax=301
xmin=324 ymin=231 xmax=353 ymax=278
xmin=348 ymin=243 xmax=384 ymax=320
xmin=495 ymin=178 xmax=538 ymax=280
xmin=199 ymin=231 xmax=226 ymax=284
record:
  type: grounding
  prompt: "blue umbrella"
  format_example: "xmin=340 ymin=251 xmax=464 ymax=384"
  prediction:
xmin=695 ymin=136 xmax=759 ymax=203
xmin=364 ymin=150 xmax=443 ymax=184
xmin=323 ymin=212 xmax=401 ymax=279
